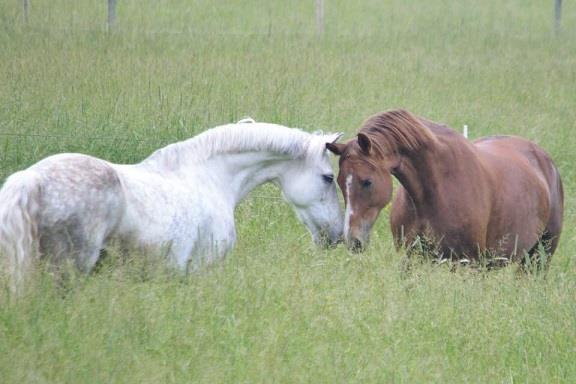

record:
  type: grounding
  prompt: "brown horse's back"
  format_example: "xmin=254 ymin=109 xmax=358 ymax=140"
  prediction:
xmin=473 ymin=136 xmax=564 ymax=262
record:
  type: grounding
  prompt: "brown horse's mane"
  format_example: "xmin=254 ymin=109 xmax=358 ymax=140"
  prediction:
xmin=359 ymin=109 xmax=439 ymax=156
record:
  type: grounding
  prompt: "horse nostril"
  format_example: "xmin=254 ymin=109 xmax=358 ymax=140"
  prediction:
xmin=349 ymin=238 xmax=364 ymax=253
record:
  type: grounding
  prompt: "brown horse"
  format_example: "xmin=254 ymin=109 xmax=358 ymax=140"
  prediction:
xmin=327 ymin=109 xmax=564 ymax=267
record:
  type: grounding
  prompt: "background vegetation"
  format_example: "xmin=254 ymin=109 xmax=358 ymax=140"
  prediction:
xmin=1 ymin=1 xmax=575 ymax=382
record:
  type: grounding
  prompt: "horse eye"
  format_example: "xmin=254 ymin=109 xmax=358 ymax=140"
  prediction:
xmin=322 ymin=174 xmax=334 ymax=184
xmin=360 ymin=179 xmax=372 ymax=188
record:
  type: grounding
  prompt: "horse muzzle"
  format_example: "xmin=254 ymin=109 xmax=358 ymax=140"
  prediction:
xmin=345 ymin=220 xmax=372 ymax=252
xmin=347 ymin=237 xmax=366 ymax=253
xmin=316 ymin=228 xmax=343 ymax=249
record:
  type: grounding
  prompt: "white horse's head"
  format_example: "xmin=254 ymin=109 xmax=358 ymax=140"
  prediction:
xmin=278 ymin=133 xmax=344 ymax=247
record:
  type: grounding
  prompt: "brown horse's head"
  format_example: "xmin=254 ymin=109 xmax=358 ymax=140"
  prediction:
xmin=327 ymin=109 xmax=436 ymax=252
xmin=326 ymin=133 xmax=397 ymax=252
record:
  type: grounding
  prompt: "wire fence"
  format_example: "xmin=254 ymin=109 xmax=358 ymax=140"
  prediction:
xmin=0 ymin=132 xmax=170 ymax=144
xmin=20 ymin=0 xmax=326 ymax=34
xmin=19 ymin=0 xmax=565 ymax=35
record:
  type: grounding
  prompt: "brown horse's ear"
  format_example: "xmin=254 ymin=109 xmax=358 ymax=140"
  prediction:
xmin=357 ymin=133 xmax=372 ymax=154
xmin=326 ymin=142 xmax=346 ymax=156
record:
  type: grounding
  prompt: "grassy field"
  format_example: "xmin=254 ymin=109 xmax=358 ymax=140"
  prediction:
xmin=1 ymin=0 xmax=576 ymax=382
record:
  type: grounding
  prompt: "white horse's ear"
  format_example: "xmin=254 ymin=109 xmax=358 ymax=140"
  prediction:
xmin=327 ymin=132 xmax=344 ymax=144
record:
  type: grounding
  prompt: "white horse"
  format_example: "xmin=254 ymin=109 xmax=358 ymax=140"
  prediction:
xmin=0 ymin=119 xmax=344 ymax=288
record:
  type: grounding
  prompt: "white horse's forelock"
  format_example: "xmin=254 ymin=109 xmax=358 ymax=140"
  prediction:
xmin=143 ymin=123 xmax=336 ymax=169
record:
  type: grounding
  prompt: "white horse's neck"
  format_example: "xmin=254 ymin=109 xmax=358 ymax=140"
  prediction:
xmin=137 ymin=122 xmax=318 ymax=205
xmin=140 ymin=122 xmax=311 ymax=170
xmin=205 ymin=152 xmax=298 ymax=205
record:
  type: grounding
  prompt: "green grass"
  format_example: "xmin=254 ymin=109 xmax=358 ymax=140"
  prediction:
xmin=1 ymin=0 xmax=576 ymax=382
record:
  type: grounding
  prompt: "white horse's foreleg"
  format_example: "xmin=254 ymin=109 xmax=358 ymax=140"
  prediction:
xmin=169 ymin=242 xmax=228 ymax=273
xmin=168 ymin=241 xmax=194 ymax=273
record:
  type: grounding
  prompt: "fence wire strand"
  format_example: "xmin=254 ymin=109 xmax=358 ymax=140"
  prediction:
xmin=0 ymin=132 xmax=170 ymax=143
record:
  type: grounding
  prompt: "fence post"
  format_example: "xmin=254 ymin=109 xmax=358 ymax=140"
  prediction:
xmin=315 ymin=0 xmax=324 ymax=36
xmin=108 ymin=0 xmax=117 ymax=31
xmin=23 ymin=0 xmax=29 ymax=23
xmin=554 ymin=0 xmax=562 ymax=35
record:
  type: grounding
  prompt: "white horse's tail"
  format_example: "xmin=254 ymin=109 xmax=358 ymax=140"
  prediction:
xmin=0 ymin=170 xmax=42 ymax=292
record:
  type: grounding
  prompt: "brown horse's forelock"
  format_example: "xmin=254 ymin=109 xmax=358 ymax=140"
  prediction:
xmin=359 ymin=109 xmax=438 ymax=156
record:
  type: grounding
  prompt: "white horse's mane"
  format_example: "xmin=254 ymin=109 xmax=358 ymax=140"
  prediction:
xmin=142 ymin=121 xmax=331 ymax=169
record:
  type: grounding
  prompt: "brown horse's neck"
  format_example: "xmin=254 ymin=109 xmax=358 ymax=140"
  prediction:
xmin=390 ymin=126 xmax=481 ymax=217
xmin=392 ymin=147 xmax=446 ymax=214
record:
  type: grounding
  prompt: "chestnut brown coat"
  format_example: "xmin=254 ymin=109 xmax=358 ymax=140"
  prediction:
xmin=327 ymin=109 xmax=563 ymax=266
